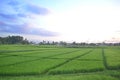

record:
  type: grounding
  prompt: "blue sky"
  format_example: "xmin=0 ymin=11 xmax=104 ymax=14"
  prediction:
xmin=0 ymin=0 xmax=120 ymax=42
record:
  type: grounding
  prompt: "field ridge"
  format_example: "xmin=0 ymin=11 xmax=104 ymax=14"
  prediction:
xmin=41 ymin=50 xmax=93 ymax=75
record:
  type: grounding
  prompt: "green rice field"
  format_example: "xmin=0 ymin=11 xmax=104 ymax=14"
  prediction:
xmin=0 ymin=45 xmax=120 ymax=80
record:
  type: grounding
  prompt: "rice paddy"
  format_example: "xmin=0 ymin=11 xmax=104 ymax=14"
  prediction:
xmin=0 ymin=45 xmax=120 ymax=80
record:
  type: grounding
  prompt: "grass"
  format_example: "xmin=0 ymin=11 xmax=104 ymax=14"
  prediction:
xmin=51 ymin=48 xmax=91 ymax=59
xmin=0 ymin=45 xmax=120 ymax=80
xmin=0 ymin=74 xmax=119 ymax=80
xmin=78 ymin=48 xmax=103 ymax=60
xmin=49 ymin=60 xmax=104 ymax=74
xmin=104 ymin=48 xmax=120 ymax=69
xmin=0 ymin=59 xmax=66 ymax=75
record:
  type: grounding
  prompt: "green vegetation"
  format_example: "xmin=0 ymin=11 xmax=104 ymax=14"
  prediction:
xmin=0 ymin=45 xmax=120 ymax=80
xmin=0 ymin=36 xmax=29 ymax=44
xmin=104 ymin=48 xmax=120 ymax=69
xmin=0 ymin=74 xmax=119 ymax=80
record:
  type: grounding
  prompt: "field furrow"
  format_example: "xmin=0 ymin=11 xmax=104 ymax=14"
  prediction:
xmin=104 ymin=48 xmax=120 ymax=70
xmin=0 ymin=45 xmax=120 ymax=80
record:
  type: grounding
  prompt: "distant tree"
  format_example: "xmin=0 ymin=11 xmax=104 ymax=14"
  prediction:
xmin=59 ymin=41 xmax=67 ymax=46
xmin=47 ymin=41 xmax=50 ymax=45
xmin=72 ymin=41 xmax=76 ymax=45
xmin=21 ymin=38 xmax=29 ymax=44
xmin=0 ymin=36 xmax=29 ymax=44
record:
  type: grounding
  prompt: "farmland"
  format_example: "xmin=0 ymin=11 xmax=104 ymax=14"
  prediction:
xmin=0 ymin=45 xmax=120 ymax=80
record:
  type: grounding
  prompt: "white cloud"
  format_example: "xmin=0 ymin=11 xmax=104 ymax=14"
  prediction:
xmin=39 ymin=4 xmax=120 ymax=42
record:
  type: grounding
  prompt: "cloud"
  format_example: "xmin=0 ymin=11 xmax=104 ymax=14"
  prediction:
xmin=0 ymin=0 xmax=56 ymax=37
xmin=26 ymin=4 xmax=50 ymax=15
xmin=0 ymin=21 xmax=6 ymax=26
xmin=0 ymin=0 xmax=50 ymax=19
xmin=0 ymin=22 xmax=58 ymax=36
xmin=8 ymin=0 xmax=20 ymax=6
xmin=0 ymin=13 xmax=17 ymax=20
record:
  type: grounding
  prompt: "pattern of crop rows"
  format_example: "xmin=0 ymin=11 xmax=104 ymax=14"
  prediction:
xmin=104 ymin=48 xmax=120 ymax=69
xmin=0 ymin=45 xmax=120 ymax=77
xmin=49 ymin=49 xmax=104 ymax=74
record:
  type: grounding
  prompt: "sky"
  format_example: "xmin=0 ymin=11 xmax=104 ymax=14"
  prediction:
xmin=0 ymin=0 xmax=120 ymax=43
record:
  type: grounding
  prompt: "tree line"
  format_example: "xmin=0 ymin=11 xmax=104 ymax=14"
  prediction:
xmin=0 ymin=36 xmax=29 ymax=44
xmin=0 ymin=35 xmax=120 ymax=46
